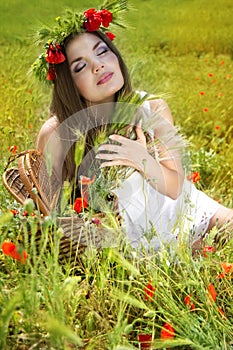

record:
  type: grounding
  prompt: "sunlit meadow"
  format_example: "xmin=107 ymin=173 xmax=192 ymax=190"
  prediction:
xmin=0 ymin=1 xmax=233 ymax=349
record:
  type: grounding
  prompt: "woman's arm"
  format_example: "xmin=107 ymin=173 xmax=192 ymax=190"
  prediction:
xmin=37 ymin=116 xmax=59 ymax=152
xmin=96 ymin=99 xmax=185 ymax=200
xmin=37 ymin=116 xmax=66 ymax=182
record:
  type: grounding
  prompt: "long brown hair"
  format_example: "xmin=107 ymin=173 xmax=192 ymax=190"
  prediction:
xmin=50 ymin=31 xmax=132 ymax=182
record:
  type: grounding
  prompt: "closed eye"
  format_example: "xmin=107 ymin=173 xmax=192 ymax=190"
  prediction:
xmin=97 ymin=46 xmax=109 ymax=56
xmin=73 ymin=62 xmax=86 ymax=73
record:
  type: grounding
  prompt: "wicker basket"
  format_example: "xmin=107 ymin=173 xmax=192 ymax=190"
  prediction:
xmin=2 ymin=150 xmax=117 ymax=264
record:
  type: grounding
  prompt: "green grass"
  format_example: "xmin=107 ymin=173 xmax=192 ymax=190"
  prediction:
xmin=0 ymin=0 xmax=233 ymax=349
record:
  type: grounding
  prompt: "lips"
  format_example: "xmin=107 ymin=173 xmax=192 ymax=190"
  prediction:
xmin=97 ymin=72 xmax=113 ymax=85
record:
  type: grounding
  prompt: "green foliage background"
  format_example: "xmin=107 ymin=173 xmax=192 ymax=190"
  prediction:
xmin=0 ymin=1 xmax=233 ymax=349
xmin=1 ymin=0 xmax=233 ymax=205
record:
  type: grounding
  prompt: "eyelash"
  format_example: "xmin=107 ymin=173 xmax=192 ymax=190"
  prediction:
xmin=73 ymin=47 xmax=109 ymax=73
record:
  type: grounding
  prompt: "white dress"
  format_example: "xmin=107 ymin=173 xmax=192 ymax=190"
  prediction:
xmin=114 ymin=97 xmax=221 ymax=251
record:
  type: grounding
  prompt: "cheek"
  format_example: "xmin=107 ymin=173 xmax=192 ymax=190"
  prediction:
xmin=73 ymin=74 xmax=91 ymax=96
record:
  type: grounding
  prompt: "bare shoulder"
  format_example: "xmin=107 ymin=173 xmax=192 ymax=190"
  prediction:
xmin=37 ymin=116 xmax=59 ymax=152
xmin=149 ymin=98 xmax=174 ymax=125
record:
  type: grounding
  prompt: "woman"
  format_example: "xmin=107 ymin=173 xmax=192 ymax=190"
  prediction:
xmin=35 ymin=3 xmax=233 ymax=253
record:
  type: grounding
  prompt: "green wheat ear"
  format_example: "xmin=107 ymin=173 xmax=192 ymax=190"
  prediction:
xmin=74 ymin=130 xmax=85 ymax=167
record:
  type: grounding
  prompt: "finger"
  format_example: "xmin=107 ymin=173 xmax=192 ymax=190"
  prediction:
xmin=109 ymin=134 xmax=128 ymax=144
xmin=100 ymin=159 xmax=138 ymax=169
xmin=99 ymin=160 xmax=126 ymax=168
xmin=98 ymin=144 xmax=122 ymax=153
xmin=96 ymin=152 xmax=127 ymax=161
xmin=135 ymin=124 xmax=146 ymax=146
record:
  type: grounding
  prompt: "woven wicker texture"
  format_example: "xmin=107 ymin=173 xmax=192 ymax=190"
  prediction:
xmin=2 ymin=150 xmax=119 ymax=262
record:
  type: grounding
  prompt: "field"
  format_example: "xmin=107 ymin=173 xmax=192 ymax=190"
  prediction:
xmin=0 ymin=0 xmax=233 ymax=349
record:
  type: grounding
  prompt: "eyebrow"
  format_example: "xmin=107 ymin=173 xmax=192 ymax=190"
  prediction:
xmin=69 ymin=40 xmax=103 ymax=66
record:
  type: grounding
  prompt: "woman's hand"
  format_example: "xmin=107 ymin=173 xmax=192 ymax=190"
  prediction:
xmin=96 ymin=125 xmax=149 ymax=173
xmin=96 ymin=123 xmax=184 ymax=200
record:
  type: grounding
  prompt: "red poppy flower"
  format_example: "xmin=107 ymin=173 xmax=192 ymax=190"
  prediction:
xmin=2 ymin=242 xmax=27 ymax=264
xmin=208 ymin=73 xmax=214 ymax=77
xmin=215 ymin=125 xmax=220 ymax=130
xmin=160 ymin=322 xmax=175 ymax=339
xmin=106 ymin=32 xmax=115 ymax=41
xmin=74 ymin=197 xmax=88 ymax=214
xmin=207 ymin=283 xmax=217 ymax=302
xmin=10 ymin=209 xmax=19 ymax=216
xmin=98 ymin=9 xmax=113 ymax=27
xmin=47 ymin=65 xmax=56 ymax=81
xmin=218 ymin=307 xmax=226 ymax=320
xmin=46 ymin=44 xmax=66 ymax=64
xmin=217 ymin=272 xmax=225 ymax=279
xmin=187 ymin=171 xmax=201 ymax=183
xmin=8 ymin=145 xmax=17 ymax=154
xmin=184 ymin=294 xmax=195 ymax=310
xmin=84 ymin=8 xmax=113 ymax=32
xmin=203 ymin=107 xmax=208 ymax=112
xmin=202 ymin=245 xmax=215 ymax=257
xmin=138 ymin=333 xmax=152 ymax=349
xmin=144 ymin=281 xmax=156 ymax=302
xmin=221 ymin=262 xmax=233 ymax=274
xmin=84 ymin=9 xmax=102 ymax=32
xmin=199 ymin=91 xmax=205 ymax=96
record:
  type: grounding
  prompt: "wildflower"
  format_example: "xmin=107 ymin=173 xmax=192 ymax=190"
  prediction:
xmin=199 ymin=91 xmax=205 ymax=96
xmin=47 ymin=65 xmax=56 ymax=81
xmin=79 ymin=175 xmax=96 ymax=186
xmin=2 ymin=242 xmax=27 ymax=263
xmin=221 ymin=60 xmax=225 ymax=65
xmin=208 ymin=73 xmax=214 ymax=77
xmin=160 ymin=322 xmax=175 ymax=339
xmin=8 ymin=145 xmax=17 ymax=154
xmin=10 ymin=209 xmax=19 ymax=216
xmin=187 ymin=171 xmax=201 ymax=183
xmin=184 ymin=294 xmax=195 ymax=310
xmin=203 ymin=107 xmax=208 ymax=112
xmin=29 ymin=123 xmax=33 ymax=129
xmin=106 ymin=32 xmax=115 ymax=41
xmin=226 ymin=74 xmax=231 ymax=79
xmin=202 ymin=245 xmax=215 ymax=257
xmin=74 ymin=197 xmax=88 ymax=214
xmin=138 ymin=333 xmax=152 ymax=349
xmin=98 ymin=9 xmax=113 ymax=27
xmin=218 ymin=307 xmax=226 ymax=320
xmin=215 ymin=125 xmax=220 ymax=130
xmin=84 ymin=8 xmax=113 ymax=32
xmin=46 ymin=43 xmax=66 ymax=64
xmin=207 ymin=283 xmax=217 ymax=302
xmin=79 ymin=175 xmax=95 ymax=202
xmin=91 ymin=217 xmax=101 ymax=225
xmin=218 ymin=262 xmax=233 ymax=278
xmin=218 ymin=92 xmax=222 ymax=97
xmin=221 ymin=262 xmax=233 ymax=274
xmin=144 ymin=281 xmax=156 ymax=302
xmin=84 ymin=9 xmax=102 ymax=32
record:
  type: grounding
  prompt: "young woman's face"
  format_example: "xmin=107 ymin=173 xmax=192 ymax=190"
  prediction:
xmin=66 ymin=33 xmax=124 ymax=105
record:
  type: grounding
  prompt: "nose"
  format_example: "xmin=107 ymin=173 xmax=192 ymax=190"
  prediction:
xmin=93 ymin=61 xmax=104 ymax=73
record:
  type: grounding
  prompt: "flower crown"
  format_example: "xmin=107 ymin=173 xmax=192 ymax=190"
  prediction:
xmin=32 ymin=0 xmax=128 ymax=82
